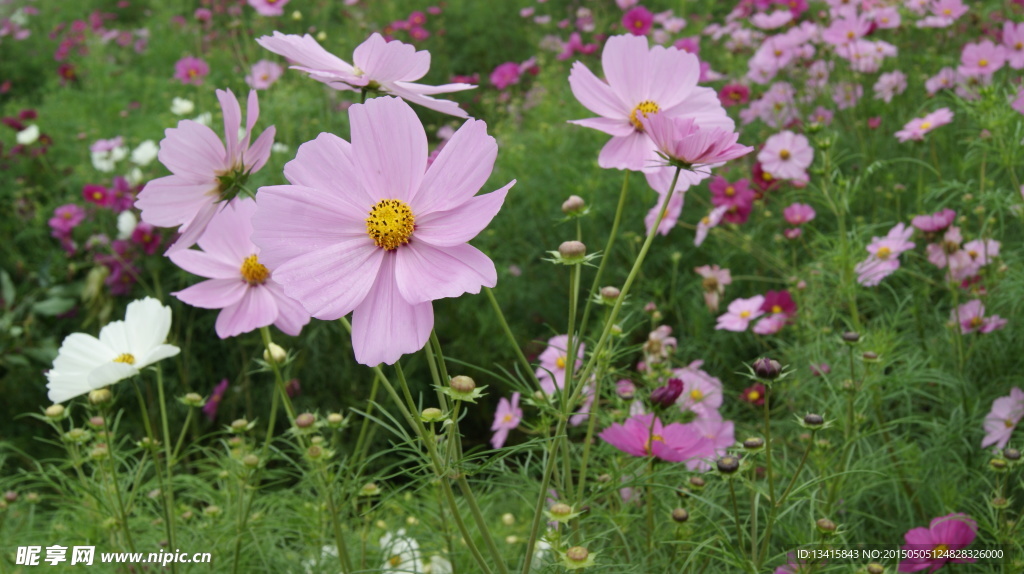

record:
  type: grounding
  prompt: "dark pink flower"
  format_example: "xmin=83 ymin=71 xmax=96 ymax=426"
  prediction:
xmin=83 ymin=184 xmax=113 ymax=208
xmin=898 ymin=513 xmax=978 ymax=572
xmin=174 ymin=56 xmax=209 ymax=85
xmin=490 ymin=62 xmax=521 ymax=90
xmin=130 ymin=222 xmax=161 ymax=255
xmin=203 ymin=379 xmax=230 ymax=421
xmin=622 ymin=6 xmax=653 ymax=36
xmin=912 ymin=208 xmax=956 ymax=232
xmin=718 ymin=84 xmax=749 ymax=107
xmin=598 ymin=413 xmax=702 ymax=462
xmin=49 ymin=204 xmax=86 ymax=237
xmin=710 ymin=177 xmax=756 ymax=224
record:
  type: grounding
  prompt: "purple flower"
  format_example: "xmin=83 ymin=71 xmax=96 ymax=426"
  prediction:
xmin=49 ymin=204 xmax=85 ymax=237
xmin=203 ymin=379 xmax=230 ymax=421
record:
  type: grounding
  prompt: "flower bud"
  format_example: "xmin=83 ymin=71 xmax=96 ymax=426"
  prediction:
xmin=89 ymin=388 xmax=112 ymax=405
xmin=562 ymin=546 xmax=595 ymax=569
xmin=866 ymin=563 xmax=884 ymax=574
xmin=991 ymin=496 xmax=1010 ymax=509
xmin=1004 ymin=448 xmax=1020 ymax=462
xmin=599 ymin=286 xmax=620 ymax=303
xmin=4 ymin=491 xmax=17 ymax=503
xmin=989 ymin=458 xmax=1008 ymax=472
xmin=743 ymin=437 xmax=765 ymax=451
xmin=295 ymin=413 xmax=316 ymax=429
xmin=89 ymin=444 xmax=110 ymax=461
xmin=501 ymin=513 xmax=515 ymax=526
xmin=421 ymin=407 xmax=444 ymax=423
xmin=306 ymin=445 xmax=324 ymax=460
xmin=816 ymin=518 xmax=837 ymax=535
xmin=450 ymin=375 xmax=476 ymax=394
xmin=561 ymin=195 xmax=586 ymax=215
xmin=549 ymin=503 xmax=572 ymax=518
xmin=359 ymin=482 xmax=381 ymax=497
xmin=753 ymin=358 xmax=782 ymax=380
xmin=803 ymin=413 xmax=825 ymax=428
xmin=841 ymin=331 xmax=861 ymax=344
xmin=25 ymin=492 xmax=40 ymax=504
xmin=688 ymin=476 xmax=706 ymax=490
xmin=650 ymin=378 xmax=683 ymax=408
xmin=558 ymin=240 xmax=586 ymax=262
xmin=671 ymin=508 xmax=689 ymax=523
xmin=45 ymin=404 xmax=65 ymax=419
xmin=263 ymin=342 xmax=287 ymax=363
xmin=242 ymin=454 xmax=260 ymax=468
xmin=230 ymin=419 xmax=250 ymax=433
xmin=862 ymin=351 xmax=879 ymax=361
xmin=326 ymin=413 xmax=344 ymax=427
xmin=182 ymin=392 xmax=205 ymax=407
xmin=203 ymin=505 xmax=222 ymax=518
xmin=616 ymin=380 xmax=636 ymax=399
xmin=87 ymin=416 xmax=106 ymax=429
xmin=716 ymin=455 xmax=740 ymax=474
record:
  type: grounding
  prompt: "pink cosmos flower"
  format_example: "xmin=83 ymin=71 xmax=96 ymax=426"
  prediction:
xmin=981 ymin=388 xmax=1024 ymax=449
xmin=642 ymin=178 xmax=686 ymax=236
xmin=245 ymin=59 xmax=284 ymax=90
xmin=897 ymin=513 xmax=978 ymax=573
xmin=247 ymin=0 xmax=290 ymax=17
xmin=930 ymin=0 xmax=968 ymax=21
xmin=695 ymin=205 xmax=729 ymax=246
xmin=535 ymin=334 xmax=584 ymax=395
xmin=873 ymin=70 xmax=907 ymax=103
xmin=895 ymin=108 xmax=953 ymax=142
xmin=169 ymin=198 xmax=310 ymax=339
xmin=136 ymin=89 xmax=274 ymax=253
xmin=174 ymin=56 xmax=208 ymax=85
xmin=710 ymin=177 xmax=756 ymax=224
xmin=695 ymin=264 xmax=731 ymax=312
xmin=490 ymin=62 xmax=521 ymax=90
xmin=716 ymin=295 xmax=765 ymax=331
xmin=256 ymin=32 xmax=475 ymax=118
xmin=598 ymin=413 xmax=702 ymax=462
xmin=718 ymin=84 xmax=749 ymax=107
xmin=757 ymin=131 xmax=813 ymax=181
xmin=490 ymin=392 xmax=522 ymax=449
xmin=951 ymin=300 xmax=1006 ymax=335
xmin=641 ymin=114 xmax=753 ymax=174
xmin=958 ymin=40 xmax=1006 ymax=78
xmin=872 ymin=6 xmax=900 ymax=28
xmin=750 ymin=9 xmax=793 ymax=30
xmin=809 ymin=106 xmax=834 ymax=126
xmin=1004 ymin=22 xmax=1024 ymax=69
xmin=925 ymin=67 xmax=956 ymax=95
xmin=912 ymin=208 xmax=955 ymax=232
xmin=673 ymin=362 xmax=723 ymax=419
xmin=687 ymin=413 xmax=735 ymax=471
xmin=855 ymin=223 xmax=915 ymax=286
xmin=783 ymin=203 xmax=816 ymax=225
xmin=83 ymin=183 xmax=113 ymax=208
xmin=251 ymin=97 xmax=513 ymax=366
xmin=49 ymin=204 xmax=86 ymax=238
xmin=131 ymin=223 xmax=161 ymax=255
xmin=622 ymin=6 xmax=653 ymax=36
xmin=568 ymin=34 xmax=732 ymax=171
xmin=643 ymin=325 xmax=677 ymax=364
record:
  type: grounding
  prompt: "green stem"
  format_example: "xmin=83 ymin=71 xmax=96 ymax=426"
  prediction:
xmin=155 ymin=367 xmax=179 ymax=569
xmin=132 ymin=380 xmax=174 ymax=568
xmin=100 ymin=411 xmax=137 ymax=554
xmin=776 ymin=433 xmax=816 ymax=508
xmin=483 ymin=287 xmax=538 ymax=384
xmin=521 ymin=416 xmax=565 ymax=574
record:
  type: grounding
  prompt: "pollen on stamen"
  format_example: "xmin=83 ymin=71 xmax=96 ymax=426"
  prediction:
xmin=366 ymin=199 xmax=415 ymax=251
xmin=113 ymin=353 xmax=136 ymax=365
xmin=240 ymin=254 xmax=270 ymax=285
xmin=629 ymin=100 xmax=660 ymax=131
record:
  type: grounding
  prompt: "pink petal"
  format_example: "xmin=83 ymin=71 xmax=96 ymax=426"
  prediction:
xmin=602 ymin=35 xmax=651 ymax=109
xmin=381 ymin=83 xmax=470 ymax=118
xmin=568 ymin=61 xmax=629 ymax=119
xmin=414 ymin=181 xmax=513 ymax=247
xmin=158 ymin=121 xmax=227 ymax=179
xmin=272 ymin=238 xmax=383 ymax=320
xmin=598 ymin=131 xmax=655 ymax=171
xmin=245 ymin=126 xmax=275 ymax=174
xmin=283 ymin=133 xmax=376 ymax=211
xmin=255 ymin=32 xmax=356 ymax=81
xmin=350 ymin=254 xmax=433 ymax=366
xmin=353 ymin=33 xmax=429 ymax=83
xmin=646 ymin=46 xmax=699 ymax=109
xmin=167 ymin=201 xmax=221 ymax=253
xmin=414 ymin=118 xmax=497 ymax=214
xmin=567 ymin=116 xmax=634 ymax=137
xmin=194 ymin=198 xmax=258 ymax=263
xmin=217 ymin=88 xmax=242 ymax=161
xmin=394 ymin=242 xmax=496 ymax=304
xmin=350 ymin=97 xmax=426 ymax=204
xmin=265 ymin=281 xmax=310 ymax=336
xmin=136 ymin=176 xmax=216 ymax=227
xmin=215 ymin=286 xmax=279 ymax=338
xmin=173 ymin=278 xmax=248 ymax=309
xmin=169 ymin=249 xmax=240 ymax=279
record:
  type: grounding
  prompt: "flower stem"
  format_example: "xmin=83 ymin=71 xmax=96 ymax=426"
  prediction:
xmin=100 ymin=410 xmax=137 ymax=554
xmin=155 ymin=366 xmax=179 ymax=565
xmin=132 ymin=379 xmax=175 ymax=572
xmin=484 ymin=287 xmax=539 ymax=385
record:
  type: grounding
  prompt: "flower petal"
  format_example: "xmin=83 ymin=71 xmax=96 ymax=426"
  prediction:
xmin=173 ymin=278 xmax=249 ymax=309
xmin=353 ymin=33 xmax=430 ymax=83
xmin=271 ymin=238 xmax=384 ymax=320
xmin=395 ymin=242 xmax=497 ymax=304
xmin=214 ymin=287 xmax=279 ymax=338
xmin=136 ymin=175 xmax=216 ymax=228
xmin=413 ymin=181 xmax=513 ymax=247
xmin=350 ymin=97 xmax=426 ymax=204
xmin=413 ymin=118 xmax=497 ymax=214
xmin=568 ymin=61 xmax=630 ymax=119
xmin=350 ymin=254 xmax=433 ymax=366
xmin=282 ymin=133 xmax=377 ymax=212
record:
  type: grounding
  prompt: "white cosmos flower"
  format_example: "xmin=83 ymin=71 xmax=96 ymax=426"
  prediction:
xmin=380 ymin=529 xmax=423 ymax=573
xmin=130 ymin=139 xmax=159 ymax=166
xmin=46 ymin=298 xmax=180 ymax=403
xmin=170 ymin=97 xmax=194 ymax=116
xmin=16 ymin=124 xmax=39 ymax=145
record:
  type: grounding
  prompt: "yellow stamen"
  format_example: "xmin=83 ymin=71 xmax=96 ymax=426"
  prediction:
xmin=240 ymin=254 xmax=270 ymax=285
xmin=920 ymin=121 xmax=932 ymax=130
xmin=388 ymin=555 xmax=402 ymax=567
xmin=113 ymin=353 xmax=135 ymax=365
xmin=771 ymin=305 xmax=782 ymax=314
xmin=978 ymin=59 xmax=989 ymax=68
xmin=876 ymin=246 xmax=892 ymax=260
xmin=725 ymin=186 xmax=735 ymax=197
xmin=748 ymin=391 xmax=761 ymax=401
xmin=690 ymin=389 xmax=704 ymax=400
xmin=740 ymin=310 xmax=751 ymax=318
xmin=779 ymin=149 xmax=791 ymax=160
xmin=366 ymin=199 xmax=415 ymax=251
xmin=1006 ymin=419 xmax=1015 ymax=428
xmin=502 ymin=414 xmax=514 ymax=423
xmin=556 ymin=356 xmax=566 ymax=369
xmin=628 ymin=100 xmax=660 ymax=131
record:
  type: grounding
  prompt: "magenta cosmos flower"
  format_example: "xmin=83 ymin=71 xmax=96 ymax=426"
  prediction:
xmin=136 ymin=89 xmax=274 ymax=253
xmin=568 ymin=34 xmax=732 ymax=171
xmin=757 ymin=131 xmax=813 ymax=181
xmin=898 ymin=513 xmax=978 ymax=573
xmin=621 ymin=6 xmax=653 ymax=36
xmin=248 ymin=0 xmax=290 ymax=17
xmin=251 ymin=97 xmax=514 ymax=366
xmin=982 ymin=387 xmax=1024 ymax=449
xmin=490 ymin=392 xmax=522 ymax=449
xmin=256 ymin=32 xmax=474 ymax=118
xmin=598 ymin=413 xmax=702 ymax=462
xmin=169 ymin=198 xmax=310 ymax=339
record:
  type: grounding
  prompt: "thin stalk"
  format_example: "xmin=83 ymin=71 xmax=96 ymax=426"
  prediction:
xmin=521 ymin=416 xmax=565 ymax=574
xmin=155 ymin=367 xmax=179 ymax=566
xmin=351 ymin=372 xmax=380 ymax=467
xmin=776 ymin=433 xmax=816 ymax=508
xmin=484 ymin=287 xmax=538 ymax=384
xmin=171 ymin=407 xmax=195 ymax=464
xmin=100 ymin=412 xmax=137 ymax=554
xmin=132 ymin=380 xmax=175 ymax=569
xmin=728 ymin=479 xmax=745 ymax=554
xmin=573 ymin=361 xmax=609 ymax=503
xmin=560 ymin=263 xmax=582 ymax=500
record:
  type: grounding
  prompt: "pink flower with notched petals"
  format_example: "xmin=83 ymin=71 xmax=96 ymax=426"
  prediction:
xmin=757 ymin=131 xmax=813 ymax=181
xmin=716 ymin=295 xmax=765 ymax=331
xmin=926 ymin=67 xmax=956 ymax=96
xmin=245 ymin=59 xmax=284 ymax=90
xmin=641 ymin=114 xmax=753 ymax=173
xmin=695 ymin=205 xmax=729 ymax=247
xmin=873 ymin=70 xmax=907 ymax=103
xmin=247 ymin=0 xmax=290 ymax=17
xmin=490 ymin=392 xmax=522 ymax=449
xmin=895 ymin=108 xmax=953 ymax=142
xmin=622 ymin=6 xmax=653 ymax=36
xmin=710 ymin=177 xmax=755 ymax=224
xmin=1004 ymin=22 xmax=1024 ymax=69
xmin=256 ymin=32 xmax=475 ymax=118
xmin=695 ymin=265 xmax=731 ymax=312
xmin=897 ymin=513 xmax=978 ymax=573
xmin=252 ymin=97 xmax=513 ymax=366
xmin=174 ymin=56 xmax=208 ymax=85
xmin=958 ymin=40 xmax=1006 ymax=78
xmin=855 ymin=223 xmax=915 ymax=286
xmin=981 ymin=388 xmax=1024 ymax=449
xmin=951 ymin=300 xmax=1006 ymax=335
xmin=49 ymin=204 xmax=86 ymax=237
xmin=598 ymin=413 xmax=703 ymax=462
xmin=783 ymin=203 xmax=815 ymax=225
xmin=674 ymin=362 xmax=723 ymax=419
xmin=912 ymin=208 xmax=956 ymax=232
xmin=568 ymin=34 xmax=732 ymax=172
xmin=535 ymin=334 xmax=584 ymax=395
xmin=686 ymin=413 xmax=735 ymax=471
xmin=718 ymin=84 xmax=749 ymax=107
xmin=170 ymin=198 xmax=310 ymax=339
xmin=136 ymin=89 xmax=275 ymax=253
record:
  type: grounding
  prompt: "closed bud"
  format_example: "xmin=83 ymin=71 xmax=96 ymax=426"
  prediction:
xmin=4 ymin=491 xmax=17 ymax=503
xmin=203 ymin=505 xmax=222 ymax=518
xmin=450 ymin=375 xmax=475 ymax=393
xmin=671 ymin=508 xmax=689 ymax=523
xmin=752 ymin=358 xmax=782 ymax=380
xmin=558 ymin=240 xmax=586 ymax=261
xmin=816 ymin=518 xmax=837 ymax=535
xmin=182 ymin=392 xmax=205 ymax=407
xmin=743 ymin=437 xmax=765 ymax=450
xmin=561 ymin=195 xmax=586 ymax=215
xmin=1004 ymin=448 xmax=1020 ymax=461
xmin=502 ymin=513 xmax=515 ymax=525
xmin=263 ymin=342 xmax=287 ymax=363
xmin=295 ymin=413 xmax=316 ymax=429
xmin=421 ymin=407 xmax=444 ymax=423
xmin=990 ymin=458 xmax=1008 ymax=472
xmin=599 ymin=286 xmax=620 ymax=303
xmin=306 ymin=445 xmax=324 ymax=460
xmin=991 ymin=497 xmax=1010 ymax=509
xmin=88 ymin=388 xmax=112 ymax=405
xmin=242 ymin=454 xmax=260 ymax=468
xmin=326 ymin=413 xmax=344 ymax=427
xmin=716 ymin=455 xmax=740 ymax=474
xmin=841 ymin=331 xmax=861 ymax=343
xmin=804 ymin=413 xmax=825 ymax=428
xmin=862 ymin=351 xmax=879 ymax=361
xmin=359 ymin=482 xmax=381 ymax=497
xmin=867 ymin=563 xmax=885 ymax=574
xmin=230 ymin=419 xmax=250 ymax=433
xmin=650 ymin=378 xmax=684 ymax=408
xmin=45 ymin=404 xmax=65 ymax=419
xmin=688 ymin=476 xmax=706 ymax=490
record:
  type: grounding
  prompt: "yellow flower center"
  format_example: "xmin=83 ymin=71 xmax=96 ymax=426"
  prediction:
xmin=740 ymin=310 xmax=751 ymax=318
xmin=933 ymin=544 xmax=949 ymax=556
xmin=690 ymin=389 xmax=704 ymax=400
xmin=969 ymin=317 xmax=983 ymax=328
xmin=240 ymin=254 xmax=270 ymax=285
xmin=968 ymin=250 xmax=979 ymax=259
xmin=700 ymin=216 xmax=711 ymax=225
xmin=846 ymin=30 xmax=855 ymax=39
xmin=113 ymin=353 xmax=136 ymax=365
xmin=942 ymin=8 xmax=952 ymax=15
xmin=643 ymin=434 xmax=665 ymax=455
xmin=920 ymin=121 xmax=932 ymax=130
xmin=748 ymin=390 xmax=761 ymax=401
xmin=502 ymin=414 xmax=514 ymax=423
xmin=876 ymin=246 xmax=891 ymax=260
xmin=725 ymin=186 xmax=735 ymax=197
xmin=763 ymin=172 xmax=774 ymax=181
xmin=1005 ymin=419 xmax=1015 ymax=428
xmin=388 ymin=555 xmax=402 ymax=567
xmin=556 ymin=356 xmax=566 ymax=369
xmin=188 ymin=69 xmax=197 ymax=78
xmin=93 ymin=191 xmax=104 ymax=200
xmin=771 ymin=305 xmax=782 ymax=314
xmin=366 ymin=199 xmax=415 ymax=251
xmin=628 ymin=100 xmax=660 ymax=131
xmin=779 ymin=149 xmax=791 ymax=160
xmin=1016 ymin=42 xmax=1023 ymax=50
xmin=978 ymin=59 xmax=989 ymax=68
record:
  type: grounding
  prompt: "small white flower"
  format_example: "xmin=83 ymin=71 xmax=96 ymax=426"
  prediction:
xmin=130 ymin=140 xmax=159 ymax=166
xmin=15 ymin=124 xmax=39 ymax=145
xmin=46 ymin=298 xmax=180 ymax=403
xmin=271 ymin=142 xmax=289 ymax=154
xmin=193 ymin=111 xmax=212 ymax=126
xmin=380 ymin=529 xmax=423 ymax=573
xmin=125 ymin=166 xmax=145 ymax=186
xmin=425 ymin=555 xmax=452 ymax=574
xmin=170 ymin=97 xmax=194 ymax=116
xmin=117 ymin=211 xmax=138 ymax=240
